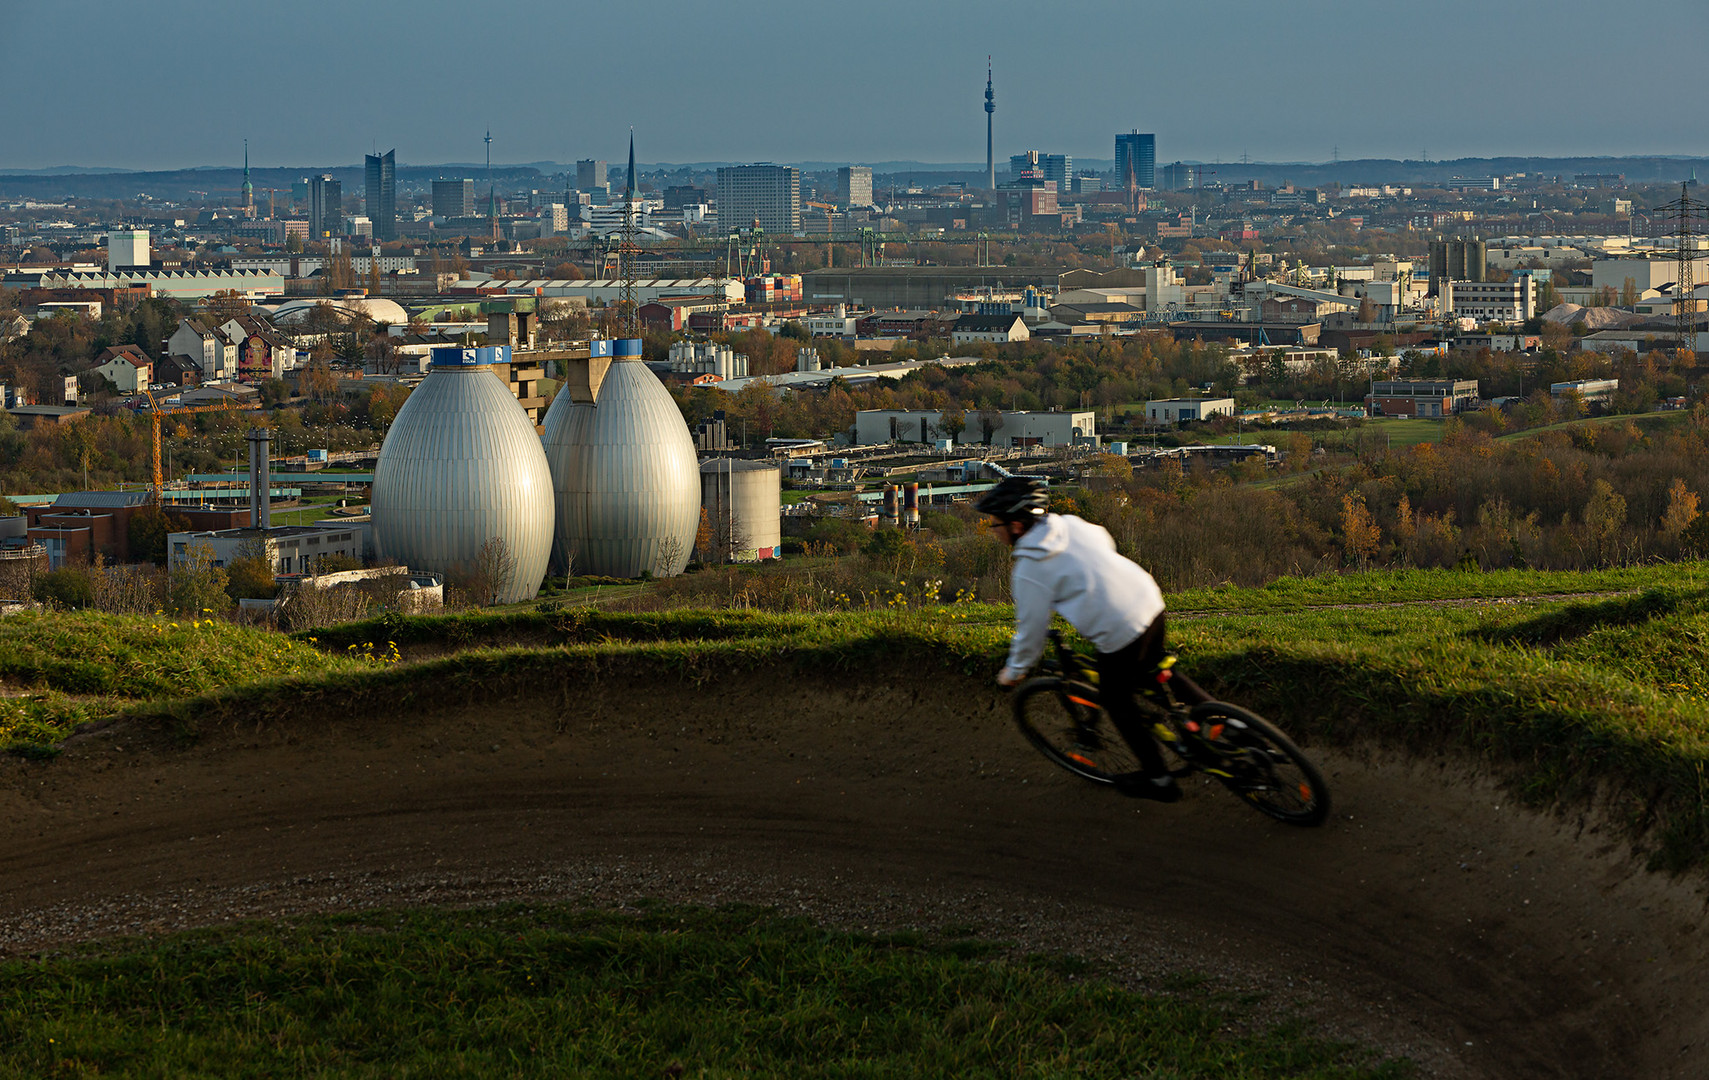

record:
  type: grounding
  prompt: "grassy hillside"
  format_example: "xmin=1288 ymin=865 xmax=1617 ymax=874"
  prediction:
xmin=7 ymin=564 xmax=1709 ymax=870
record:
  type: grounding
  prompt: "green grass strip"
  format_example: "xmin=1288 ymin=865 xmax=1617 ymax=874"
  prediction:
xmin=0 ymin=904 xmax=1409 ymax=1079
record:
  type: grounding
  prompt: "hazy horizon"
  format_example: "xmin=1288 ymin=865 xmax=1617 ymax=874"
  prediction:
xmin=1 ymin=0 xmax=1703 ymax=173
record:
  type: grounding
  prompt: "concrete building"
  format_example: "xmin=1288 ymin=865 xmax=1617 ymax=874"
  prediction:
xmin=576 ymin=159 xmax=608 ymax=193
xmin=432 ymin=178 xmax=475 ymax=218
xmin=1552 ymin=378 xmax=1619 ymax=405
xmin=950 ymin=312 xmax=1031 ymax=343
xmin=1114 ymin=132 xmax=1156 ymax=189
xmin=1010 ymin=151 xmax=1072 ymax=191
xmin=26 ymin=492 xmax=245 ymax=568
xmin=854 ymin=408 xmax=1095 ymax=448
xmin=28 ymin=269 xmax=283 ymax=302
xmin=309 ymin=175 xmax=342 ymax=239
xmin=716 ymin=164 xmax=801 ymax=234
xmin=1367 ymin=379 xmax=1479 ymax=418
xmin=838 ymin=165 xmax=873 ymax=208
xmin=90 ymin=346 xmax=151 ymax=393
xmin=105 ymin=228 xmax=148 ymax=271
xmin=168 ymin=525 xmax=365 ymax=574
xmin=364 ymin=150 xmax=396 ymax=241
xmin=1447 ymin=277 xmax=1535 ymax=323
xmin=804 ymin=266 xmax=1059 ymax=308
xmin=169 ymin=317 xmax=238 ymax=379
xmin=1592 ymin=255 xmax=1709 ymax=295
xmin=1145 ymin=397 xmax=1235 ymax=424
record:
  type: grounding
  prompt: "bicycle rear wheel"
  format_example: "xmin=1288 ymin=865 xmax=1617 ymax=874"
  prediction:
xmin=1190 ymin=702 xmax=1330 ymax=827
xmin=1012 ymin=677 xmax=1143 ymax=785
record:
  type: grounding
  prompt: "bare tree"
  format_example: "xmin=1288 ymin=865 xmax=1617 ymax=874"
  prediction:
xmin=471 ymin=535 xmax=518 ymax=605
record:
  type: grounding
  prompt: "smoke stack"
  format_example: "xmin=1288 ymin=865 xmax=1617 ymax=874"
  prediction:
xmin=903 ymin=482 xmax=920 ymax=528
xmin=882 ymin=484 xmax=898 ymax=525
xmin=246 ymin=427 xmax=272 ymax=529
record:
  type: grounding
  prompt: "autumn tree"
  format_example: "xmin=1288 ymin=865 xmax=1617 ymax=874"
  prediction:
xmin=1340 ymin=492 xmax=1381 ymax=568
xmin=1660 ymin=478 xmax=1700 ymax=542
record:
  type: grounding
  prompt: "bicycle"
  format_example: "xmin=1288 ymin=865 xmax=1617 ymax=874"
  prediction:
xmin=1011 ymin=630 xmax=1330 ymax=827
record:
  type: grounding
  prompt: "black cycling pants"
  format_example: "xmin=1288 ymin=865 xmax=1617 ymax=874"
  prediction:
xmin=1095 ymin=615 xmax=1210 ymax=777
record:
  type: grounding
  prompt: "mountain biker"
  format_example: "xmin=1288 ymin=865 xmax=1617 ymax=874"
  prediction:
xmin=977 ymin=475 xmax=1209 ymax=802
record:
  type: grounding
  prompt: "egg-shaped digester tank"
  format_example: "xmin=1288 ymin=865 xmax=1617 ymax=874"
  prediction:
xmin=370 ymin=346 xmax=554 ymax=604
xmin=542 ymin=338 xmax=700 ymax=578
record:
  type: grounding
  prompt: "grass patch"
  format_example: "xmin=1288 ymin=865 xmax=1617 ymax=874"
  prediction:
xmin=1167 ymin=564 xmax=1685 ymax=614
xmin=13 ymin=566 xmax=1709 ymax=871
xmin=1497 ymin=410 xmax=1688 ymax=441
xmin=0 ymin=612 xmax=371 ymax=754
xmin=0 ymin=904 xmax=1408 ymax=1079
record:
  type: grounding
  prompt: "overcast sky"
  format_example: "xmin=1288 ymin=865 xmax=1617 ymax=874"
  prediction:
xmin=2 ymin=0 xmax=1703 ymax=172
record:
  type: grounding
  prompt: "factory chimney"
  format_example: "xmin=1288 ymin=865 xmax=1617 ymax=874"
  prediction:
xmin=246 ymin=427 xmax=272 ymax=529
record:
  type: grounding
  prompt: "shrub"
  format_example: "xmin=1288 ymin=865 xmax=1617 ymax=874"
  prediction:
xmin=32 ymin=567 xmax=95 ymax=610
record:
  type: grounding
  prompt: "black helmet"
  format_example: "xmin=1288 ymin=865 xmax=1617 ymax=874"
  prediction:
xmin=974 ymin=476 xmax=1048 ymax=521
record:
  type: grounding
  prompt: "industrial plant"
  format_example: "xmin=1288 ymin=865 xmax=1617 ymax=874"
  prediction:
xmin=542 ymin=338 xmax=702 ymax=578
xmin=370 ymin=345 xmax=555 ymax=604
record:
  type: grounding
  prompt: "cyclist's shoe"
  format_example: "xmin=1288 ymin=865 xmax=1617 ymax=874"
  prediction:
xmin=1115 ymin=773 xmax=1183 ymax=803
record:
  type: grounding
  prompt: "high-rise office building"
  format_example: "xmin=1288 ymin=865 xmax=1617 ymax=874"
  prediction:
xmin=365 ymin=150 xmax=396 ymax=241
xmin=577 ymin=159 xmax=608 ymax=193
xmin=309 ymin=175 xmax=342 ymax=239
xmin=432 ymin=178 xmax=475 ymax=217
xmin=1114 ymin=132 xmax=1156 ymax=190
xmin=1009 ymin=151 xmax=1071 ymax=191
xmin=106 ymin=228 xmax=149 ymax=270
xmin=838 ymin=165 xmax=873 ymax=208
xmin=716 ymin=164 xmax=801 ymax=234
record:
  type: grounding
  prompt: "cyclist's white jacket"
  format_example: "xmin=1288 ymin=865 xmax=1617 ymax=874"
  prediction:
xmin=1003 ymin=513 xmax=1165 ymax=681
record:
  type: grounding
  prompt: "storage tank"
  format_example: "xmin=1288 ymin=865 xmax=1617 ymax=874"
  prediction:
xmin=370 ymin=346 xmax=553 ymax=604
xmin=543 ymin=338 xmax=700 ymax=577
xmin=699 ymin=459 xmax=782 ymax=562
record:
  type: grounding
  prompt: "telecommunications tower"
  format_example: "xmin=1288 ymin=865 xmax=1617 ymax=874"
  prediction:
xmin=984 ymin=59 xmax=995 ymax=192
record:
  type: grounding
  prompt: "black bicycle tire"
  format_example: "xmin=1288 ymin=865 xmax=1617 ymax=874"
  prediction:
xmin=1190 ymin=701 xmax=1331 ymax=827
xmin=1012 ymin=676 xmax=1138 ymax=785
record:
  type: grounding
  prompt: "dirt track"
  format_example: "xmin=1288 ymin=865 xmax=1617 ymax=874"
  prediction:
xmin=1 ymin=663 xmax=1705 ymax=1079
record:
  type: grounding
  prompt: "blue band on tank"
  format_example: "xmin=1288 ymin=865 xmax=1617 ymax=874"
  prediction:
xmin=614 ymin=339 xmax=644 ymax=357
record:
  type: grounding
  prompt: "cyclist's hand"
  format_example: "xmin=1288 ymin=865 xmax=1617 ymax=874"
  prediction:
xmin=996 ymin=667 xmax=1023 ymax=688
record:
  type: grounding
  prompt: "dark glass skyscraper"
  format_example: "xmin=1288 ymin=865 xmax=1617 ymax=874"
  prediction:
xmin=365 ymin=150 xmax=396 ymax=241
xmin=1114 ymin=132 xmax=1156 ymax=190
xmin=309 ymin=175 xmax=342 ymax=239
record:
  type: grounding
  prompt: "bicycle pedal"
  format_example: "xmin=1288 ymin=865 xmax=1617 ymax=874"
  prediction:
xmin=1151 ymin=723 xmax=1177 ymax=742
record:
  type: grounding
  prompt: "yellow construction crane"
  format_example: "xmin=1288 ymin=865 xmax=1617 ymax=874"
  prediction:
xmin=141 ymin=388 xmax=240 ymax=505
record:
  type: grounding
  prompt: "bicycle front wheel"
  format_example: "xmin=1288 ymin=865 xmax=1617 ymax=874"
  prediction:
xmin=1191 ymin=702 xmax=1330 ymax=827
xmin=1013 ymin=677 xmax=1143 ymax=785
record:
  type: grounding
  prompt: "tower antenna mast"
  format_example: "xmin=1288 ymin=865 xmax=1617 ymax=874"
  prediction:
xmin=984 ymin=58 xmax=995 ymax=193
xmin=485 ymin=129 xmax=496 ymax=235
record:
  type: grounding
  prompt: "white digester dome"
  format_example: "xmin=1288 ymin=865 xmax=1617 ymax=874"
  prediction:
xmin=371 ymin=347 xmax=554 ymax=604
xmin=542 ymin=339 xmax=700 ymax=578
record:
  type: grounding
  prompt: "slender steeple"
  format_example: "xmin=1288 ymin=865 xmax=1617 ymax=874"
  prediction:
xmin=620 ymin=129 xmax=638 ymax=334
xmin=984 ymin=58 xmax=995 ymax=192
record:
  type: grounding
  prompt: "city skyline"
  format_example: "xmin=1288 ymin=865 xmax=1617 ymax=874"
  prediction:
xmin=1 ymin=0 xmax=1703 ymax=173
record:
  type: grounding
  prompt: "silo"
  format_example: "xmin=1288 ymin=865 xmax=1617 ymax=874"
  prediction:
xmin=371 ymin=346 xmax=554 ymax=604
xmin=699 ymin=458 xmax=782 ymax=562
xmin=543 ymin=338 xmax=700 ymax=577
